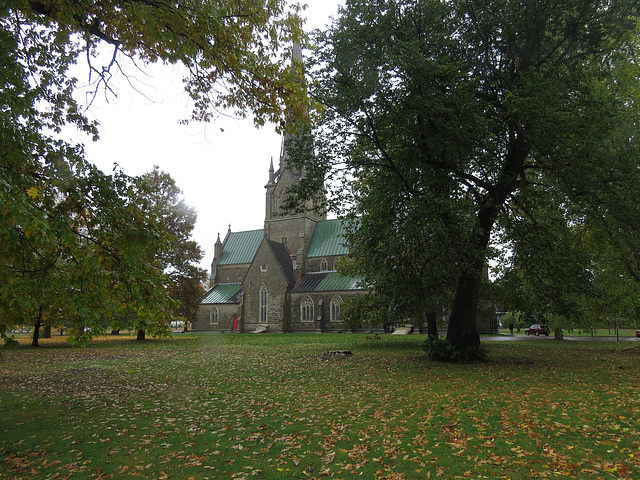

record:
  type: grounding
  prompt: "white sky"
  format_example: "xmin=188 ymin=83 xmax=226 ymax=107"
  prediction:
xmin=70 ymin=1 xmax=344 ymax=274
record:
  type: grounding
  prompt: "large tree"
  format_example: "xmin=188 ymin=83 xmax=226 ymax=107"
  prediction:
xmin=0 ymin=0 xmax=307 ymax=344
xmin=290 ymin=0 xmax=640 ymax=357
xmin=337 ymin=168 xmax=463 ymax=336
xmin=0 ymin=157 xmax=177 ymax=345
xmin=134 ymin=167 xmax=207 ymax=340
xmin=2 ymin=0 xmax=308 ymax=130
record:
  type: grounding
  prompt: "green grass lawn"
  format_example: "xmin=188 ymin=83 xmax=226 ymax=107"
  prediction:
xmin=1 ymin=333 xmax=639 ymax=479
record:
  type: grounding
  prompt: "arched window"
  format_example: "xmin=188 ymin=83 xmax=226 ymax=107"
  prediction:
xmin=330 ymin=296 xmax=343 ymax=322
xmin=282 ymin=236 xmax=288 ymax=246
xmin=320 ymin=259 xmax=328 ymax=271
xmin=259 ymin=284 xmax=268 ymax=323
xmin=210 ymin=307 xmax=219 ymax=324
xmin=301 ymin=296 xmax=314 ymax=322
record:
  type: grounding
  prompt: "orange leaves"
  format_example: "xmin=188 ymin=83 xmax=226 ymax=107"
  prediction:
xmin=440 ymin=423 xmax=469 ymax=455
xmin=346 ymin=442 xmax=370 ymax=470
xmin=3 ymin=451 xmax=42 ymax=474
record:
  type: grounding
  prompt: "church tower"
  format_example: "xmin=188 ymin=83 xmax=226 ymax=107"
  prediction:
xmin=264 ymin=135 xmax=326 ymax=274
xmin=263 ymin=43 xmax=326 ymax=275
xmin=209 ymin=227 xmax=228 ymax=286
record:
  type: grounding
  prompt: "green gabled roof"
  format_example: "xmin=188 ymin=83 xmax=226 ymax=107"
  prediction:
xmin=202 ymin=283 xmax=242 ymax=304
xmin=219 ymin=229 xmax=263 ymax=265
xmin=315 ymin=272 xmax=363 ymax=291
xmin=307 ymin=219 xmax=349 ymax=258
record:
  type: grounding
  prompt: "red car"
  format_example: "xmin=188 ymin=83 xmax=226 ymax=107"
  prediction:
xmin=525 ymin=324 xmax=550 ymax=336
xmin=635 ymin=330 xmax=640 ymax=339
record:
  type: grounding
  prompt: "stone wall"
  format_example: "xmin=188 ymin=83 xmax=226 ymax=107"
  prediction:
xmin=265 ymin=216 xmax=318 ymax=262
xmin=288 ymin=291 xmax=358 ymax=333
xmin=241 ymin=241 xmax=292 ymax=333
xmin=305 ymin=255 xmax=342 ymax=274
xmin=216 ymin=264 xmax=250 ymax=284
xmin=193 ymin=303 xmax=240 ymax=332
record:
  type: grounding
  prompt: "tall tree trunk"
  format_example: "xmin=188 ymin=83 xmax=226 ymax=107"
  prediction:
xmin=445 ymin=203 xmax=498 ymax=357
xmin=136 ymin=329 xmax=146 ymax=341
xmin=426 ymin=311 xmax=438 ymax=338
xmin=446 ymin=271 xmax=482 ymax=356
xmin=32 ymin=319 xmax=41 ymax=347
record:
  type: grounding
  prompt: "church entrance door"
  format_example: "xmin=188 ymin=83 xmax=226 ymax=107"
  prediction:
xmin=232 ymin=315 xmax=238 ymax=332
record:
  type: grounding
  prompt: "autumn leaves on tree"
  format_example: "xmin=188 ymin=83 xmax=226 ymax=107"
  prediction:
xmin=0 ymin=0 xmax=308 ymax=344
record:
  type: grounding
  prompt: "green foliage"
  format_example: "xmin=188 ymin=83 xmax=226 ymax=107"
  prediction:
xmin=66 ymin=329 xmax=94 ymax=348
xmin=291 ymin=0 xmax=640 ymax=355
xmin=3 ymin=0 xmax=308 ymax=130
xmin=422 ymin=336 xmax=487 ymax=362
xmin=340 ymin=294 xmax=389 ymax=331
xmin=2 ymin=336 xmax=19 ymax=349
xmin=422 ymin=336 xmax=460 ymax=362
xmin=0 ymin=0 xmax=306 ymax=344
xmin=137 ymin=167 xmax=208 ymax=326
xmin=0 ymin=157 xmax=179 ymax=345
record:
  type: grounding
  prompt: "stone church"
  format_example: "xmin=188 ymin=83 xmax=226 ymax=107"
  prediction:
xmin=193 ymin=138 xmax=364 ymax=333
xmin=193 ymin=133 xmax=499 ymax=334
xmin=193 ymin=43 xmax=497 ymax=335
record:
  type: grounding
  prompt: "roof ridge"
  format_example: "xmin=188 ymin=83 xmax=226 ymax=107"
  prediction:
xmin=267 ymin=239 xmax=297 ymax=286
xmin=228 ymin=228 xmax=263 ymax=234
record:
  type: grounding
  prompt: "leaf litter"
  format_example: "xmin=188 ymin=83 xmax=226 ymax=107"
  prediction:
xmin=1 ymin=335 xmax=640 ymax=479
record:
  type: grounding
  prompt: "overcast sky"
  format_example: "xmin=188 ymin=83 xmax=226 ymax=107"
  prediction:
xmin=70 ymin=1 xmax=344 ymax=274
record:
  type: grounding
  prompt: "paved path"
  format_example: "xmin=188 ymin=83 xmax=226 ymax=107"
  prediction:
xmin=483 ymin=334 xmax=639 ymax=342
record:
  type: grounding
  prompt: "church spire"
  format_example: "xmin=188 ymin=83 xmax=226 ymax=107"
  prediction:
xmin=214 ymin=232 xmax=223 ymax=261
xmin=268 ymin=156 xmax=275 ymax=184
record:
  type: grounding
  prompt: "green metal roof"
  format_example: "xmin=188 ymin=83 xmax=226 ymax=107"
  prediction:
xmin=315 ymin=272 xmax=363 ymax=291
xmin=218 ymin=230 xmax=263 ymax=265
xmin=307 ymin=219 xmax=349 ymax=258
xmin=202 ymin=283 xmax=242 ymax=304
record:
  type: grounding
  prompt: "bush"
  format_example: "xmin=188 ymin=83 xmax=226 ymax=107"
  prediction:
xmin=422 ymin=336 xmax=487 ymax=362
xmin=422 ymin=337 xmax=460 ymax=361
xmin=2 ymin=335 xmax=19 ymax=348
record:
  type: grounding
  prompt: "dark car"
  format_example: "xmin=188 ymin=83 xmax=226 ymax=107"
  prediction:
xmin=525 ymin=324 xmax=550 ymax=336
xmin=636 ymin=330 xmax=640 ymax=339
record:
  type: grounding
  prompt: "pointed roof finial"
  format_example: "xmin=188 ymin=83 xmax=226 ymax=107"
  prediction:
xmin=214 ymin=232 xmax=223 ymax=261
xmin=268 ymin=156 xmax=275 ymax=183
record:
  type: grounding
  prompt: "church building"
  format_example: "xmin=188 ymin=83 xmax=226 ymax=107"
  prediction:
xmin=193 ymin=139 xmax=364 ymax=333
xmin=193 ymin=132 xmax=498 ymax=334
xmin=193 ymin=43 xmax=497 ymax=335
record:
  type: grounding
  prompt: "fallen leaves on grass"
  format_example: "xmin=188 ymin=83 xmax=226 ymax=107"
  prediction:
xmin=2 ymin=336 xmax=640 ymax=479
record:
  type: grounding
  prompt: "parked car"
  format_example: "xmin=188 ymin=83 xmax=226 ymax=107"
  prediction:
xmin=525 ymin=324 xmax=550 ymax=336
xmin=635 ymin=330 xmax=640 ymax=339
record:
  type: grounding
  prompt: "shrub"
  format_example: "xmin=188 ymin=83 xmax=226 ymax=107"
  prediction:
xmin=422 ymin=336 xmax=487 ymax=362
xmin=2 ymin=335 xmax=19 ymax=348
xmin=422 ymin=337 xmax=460 ymax=361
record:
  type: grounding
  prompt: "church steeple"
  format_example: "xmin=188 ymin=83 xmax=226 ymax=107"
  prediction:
xmin=214 ymin=232 xmax=223 ymax=260
xmin=209 ymin=232 xmax=224 ymax=286
xmin=262 ymin=41 xmax=326 ymax=256
xmin=268 ymin=157 xmax=275 ymax=184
